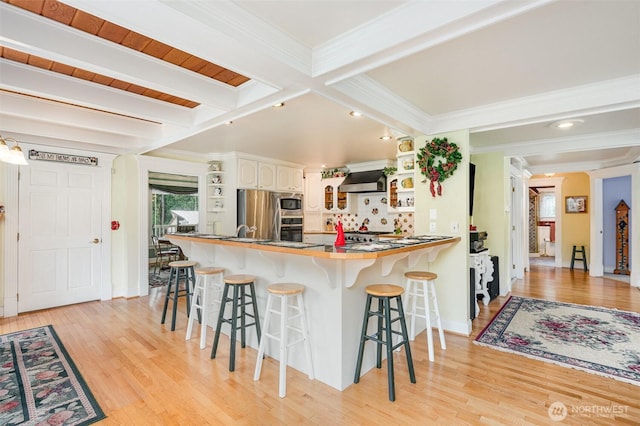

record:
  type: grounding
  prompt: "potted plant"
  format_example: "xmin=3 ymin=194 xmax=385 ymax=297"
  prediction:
xmin=383 ymin=166 xmax=397 ymax=176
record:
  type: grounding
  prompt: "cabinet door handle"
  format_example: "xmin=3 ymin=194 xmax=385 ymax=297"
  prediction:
xmin=90 ymin=238 xmax=101 ymax=244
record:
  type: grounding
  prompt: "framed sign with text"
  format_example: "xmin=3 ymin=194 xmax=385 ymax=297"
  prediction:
xmin=29 ymin=150 xmax=98 ymax=166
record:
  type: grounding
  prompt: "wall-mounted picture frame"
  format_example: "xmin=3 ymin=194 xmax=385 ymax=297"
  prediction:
xmin=565 ymin=196 xmax=588 ymax=213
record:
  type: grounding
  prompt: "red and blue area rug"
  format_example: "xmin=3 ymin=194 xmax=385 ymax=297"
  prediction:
xmin=0 ymin=325 xmax=105 ymax=425
xmin=475 ymin=296 xmax=640 ymax=386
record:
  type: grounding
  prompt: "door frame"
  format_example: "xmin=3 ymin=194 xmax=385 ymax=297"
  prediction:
xmin=588 ymin=163 xmax=640 ymax=287
xmin=2 ymin=142 xmax=115 ymax=317
xmin=137 ymin=156 xmax=209 ymax=297
xmin=527 ymin=176 xmax=565 ymax=268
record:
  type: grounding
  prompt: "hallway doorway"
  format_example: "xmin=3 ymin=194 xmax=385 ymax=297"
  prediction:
xmin=528 ymin=176 xmax=564 ymax=269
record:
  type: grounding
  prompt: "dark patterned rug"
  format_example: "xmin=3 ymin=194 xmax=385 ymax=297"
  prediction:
xmin=149 ymin=269 xmax=171 ymax=288
xmin=475 ymin=296 xmax=640 ymax=386
xmin=0 ymin=325 xmax=106 ymax=425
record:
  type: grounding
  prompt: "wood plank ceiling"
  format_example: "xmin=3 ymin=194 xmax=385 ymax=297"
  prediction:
xmin=1 ymin=0 xmax=251 ymax=109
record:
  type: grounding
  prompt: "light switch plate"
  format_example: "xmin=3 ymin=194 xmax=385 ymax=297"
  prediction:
xmin=451 ymin=222 xmax=459 ymax=233
xmin=430 ymin=209 xmax=437 ymax=220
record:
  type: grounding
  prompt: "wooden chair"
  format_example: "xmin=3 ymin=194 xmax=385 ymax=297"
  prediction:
xmin=151 ymin=235 xmax=180 ymax=275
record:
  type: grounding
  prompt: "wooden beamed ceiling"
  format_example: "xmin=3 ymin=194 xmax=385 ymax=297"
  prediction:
xmin=1 ymin=0 xmax=251 ymax=109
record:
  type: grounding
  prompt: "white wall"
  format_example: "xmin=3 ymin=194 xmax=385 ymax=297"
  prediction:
xmin=471 ymin=152 xmax=511 ymax=296
xmin=414 ymin=130 xmax=471 ymax=334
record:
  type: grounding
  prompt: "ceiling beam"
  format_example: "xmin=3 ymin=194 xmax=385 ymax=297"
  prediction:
xmin=0 ymin=3 xmax=239 ymax=110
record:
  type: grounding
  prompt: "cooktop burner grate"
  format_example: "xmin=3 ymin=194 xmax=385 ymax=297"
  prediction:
xmin=344 ymin=231 xmax=388 ymax=242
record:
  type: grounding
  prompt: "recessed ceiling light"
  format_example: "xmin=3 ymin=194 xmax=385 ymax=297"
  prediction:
xmin=544 ymin=172 xmax=555 ymax=177
xmin=380 ymin=135 xmax=392 ymax=141
xmin=224 ymin=120 xmax=233 ymax=125
xmin=550 ymin=119 xmax=584 ymax=129
xmin=272 ymin=102 xmax=285 ymax=108
xmin=349 ymin=111 xmax=362 ymax=117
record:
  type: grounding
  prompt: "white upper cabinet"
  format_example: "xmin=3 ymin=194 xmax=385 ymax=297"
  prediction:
xmin=237 ymin=158 xmax=258 ymax=189
xmin=258 ymin=162 xmax=277 ymax=191
xmin=237 ymin=157 xmax=302 ymax=193
xmin=277 ymin=165 xmax=303 ymax=192
xmin=304 ymin=172 xmax=322 ymax=211
xmin=323 ymin=177 xmax=350 ymax=213
xmin=237 ymin=159 xmax=277 ymax=190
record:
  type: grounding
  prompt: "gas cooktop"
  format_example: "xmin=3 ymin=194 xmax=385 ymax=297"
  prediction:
xmin=344 ymin=231 xmax=391 ymax=242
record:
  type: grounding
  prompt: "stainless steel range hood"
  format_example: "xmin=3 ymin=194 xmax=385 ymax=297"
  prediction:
xmin=338 ymin=170 xmax=386 ymax=193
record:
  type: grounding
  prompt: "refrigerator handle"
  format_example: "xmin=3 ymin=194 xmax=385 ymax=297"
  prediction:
xmin=273 ymin=208 xmax=281 ymax=240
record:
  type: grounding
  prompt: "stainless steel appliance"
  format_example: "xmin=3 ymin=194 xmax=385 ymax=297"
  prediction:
xmin=237 ymin=190 xmax=304 ymax=242
xmin=278 ymin=216 xmax=303 ymax=242
xmin=344 ymin=231 xmax=389 ymax=243
xmin=236 ymin=189 xmax=276 ymax=240
xmin=278 ymin=196 xmax=302 ymax=213
xmin=470 ymin=231 xmax=488 ymax=253
xmin=338 ymin=170 xmax=386 ymax=193
xmin=274 ymin=192 xmax=303 ymax=242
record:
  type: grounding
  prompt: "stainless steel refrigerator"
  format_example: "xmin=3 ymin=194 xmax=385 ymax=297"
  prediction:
xmin=236 ymin=189 xmax=276 ymax=239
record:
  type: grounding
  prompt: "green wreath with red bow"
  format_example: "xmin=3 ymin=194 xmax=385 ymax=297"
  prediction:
xmin=416 ymin=137 xmax=462 ymax=197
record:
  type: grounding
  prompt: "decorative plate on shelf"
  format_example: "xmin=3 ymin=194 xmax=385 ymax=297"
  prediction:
xmin=401 ymin=177 xmax=413 ymax=188
xmin=398 ymin=139 xmax=413 ymax=152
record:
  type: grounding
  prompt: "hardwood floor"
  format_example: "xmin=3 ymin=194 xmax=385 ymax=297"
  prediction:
xmin=1 ymin=266 xmax=638 ymax=425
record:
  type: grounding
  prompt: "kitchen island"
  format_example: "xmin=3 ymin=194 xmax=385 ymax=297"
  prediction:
xmin=167 ymin=233 xmax=460 ymax=391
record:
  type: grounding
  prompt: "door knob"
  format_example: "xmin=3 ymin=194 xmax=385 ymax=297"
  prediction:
xmin=91 ymin=238 xmax=100 ymax=244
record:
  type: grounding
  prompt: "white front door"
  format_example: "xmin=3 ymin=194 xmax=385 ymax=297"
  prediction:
xmin=18 ymin=162 xmax=103 ymax=312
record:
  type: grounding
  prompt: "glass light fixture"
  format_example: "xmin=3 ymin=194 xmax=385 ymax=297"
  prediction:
xmin=549 ymin=118 xmax=584 ymax=129
xmin=0 ymin=134 xmax=28 ymax=165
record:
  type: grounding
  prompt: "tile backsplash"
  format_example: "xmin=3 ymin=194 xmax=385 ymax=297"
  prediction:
xmin=325 ymin=193 xmax=414 ymax=235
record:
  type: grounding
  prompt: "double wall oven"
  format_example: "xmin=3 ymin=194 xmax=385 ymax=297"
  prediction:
xmin=275 ymin=194 xmax=303 ymax=242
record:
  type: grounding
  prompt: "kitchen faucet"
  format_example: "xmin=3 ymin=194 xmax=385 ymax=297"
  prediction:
xmin=235 ymin=224 xmax=257 ymax=237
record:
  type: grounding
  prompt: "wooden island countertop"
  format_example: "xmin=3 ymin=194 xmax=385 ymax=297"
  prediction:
xmin=167 ymin=233 xmax=461 ymax=261
xmin=166 ymin=233 xmax=461 ymax=391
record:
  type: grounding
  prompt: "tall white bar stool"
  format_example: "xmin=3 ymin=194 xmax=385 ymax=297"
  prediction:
xmin=404 ymin=271 xmax=446 ymax=362
xmin=186 ymin=266 xmax=225 ymax=349
xmin=254 ymin=283 xmax=314 ymax=398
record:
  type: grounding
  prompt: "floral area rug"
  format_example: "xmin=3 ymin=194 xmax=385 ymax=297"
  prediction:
xmin=0 ymin=325 xmax=106 ymax=425
xmin=475 ymin=296 xmax=640 ymax=386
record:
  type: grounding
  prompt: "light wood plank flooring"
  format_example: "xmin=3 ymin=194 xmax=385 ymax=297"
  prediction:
xmin=1 ymin=266 xmax=638 ymax=425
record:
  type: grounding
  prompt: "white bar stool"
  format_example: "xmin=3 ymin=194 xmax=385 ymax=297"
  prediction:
xmin=253 ymin=283 xmax=314 ymax=398
xmin=404 ymin=271 xmax=446 ymax=362
xmin=186 ymin=266 xmax=225 ymax=349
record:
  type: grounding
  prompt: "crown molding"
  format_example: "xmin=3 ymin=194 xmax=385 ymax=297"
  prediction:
xmin=430 ymin=74 xmax=640 ymax=135
xmin=330 ymin=74 xmax=429 ymax=134
xmin=473 ymin=128 xmax=640 ymax=157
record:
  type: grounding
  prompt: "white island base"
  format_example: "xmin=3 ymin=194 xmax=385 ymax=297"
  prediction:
xmin=169 ymin=235 xmax=459 ymax=391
